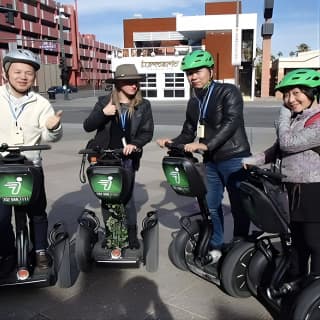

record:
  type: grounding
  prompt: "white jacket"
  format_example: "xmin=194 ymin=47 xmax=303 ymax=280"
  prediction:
xmin=0 ymin=85 xmax=63 ymax=165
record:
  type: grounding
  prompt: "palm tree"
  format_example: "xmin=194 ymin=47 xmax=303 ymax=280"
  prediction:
xmin=277 ymin=51 xmax=283 ymax=57
xmin=296 ymin=43 xmax=311 ymax=52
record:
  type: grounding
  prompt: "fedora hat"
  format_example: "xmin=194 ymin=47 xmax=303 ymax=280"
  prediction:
xmin=106 ymin=64 xmax=144 ymax=83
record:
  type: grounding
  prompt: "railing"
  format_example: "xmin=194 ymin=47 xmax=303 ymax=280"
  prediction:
xmin=113 ymin=45 xmax=205 ymax=58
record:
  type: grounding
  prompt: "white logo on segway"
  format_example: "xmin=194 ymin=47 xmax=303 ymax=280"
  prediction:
xmin=98 ymin=176 xmax=113 ymax=191
xmin=4 ymin=177 xmax=22 ymax=195
xmin=170 ymin=167 xmax=181 ymax=184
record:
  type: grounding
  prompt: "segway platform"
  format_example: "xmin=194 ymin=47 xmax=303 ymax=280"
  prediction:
xmin=0 ymin=266 xmax=55 ymax=288
xmin=92 ymin=239 xmax=143 ymax=264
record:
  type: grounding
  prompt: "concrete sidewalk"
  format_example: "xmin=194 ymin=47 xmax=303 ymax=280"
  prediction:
xmin=0 ymin=122 xmax=275 ymax=319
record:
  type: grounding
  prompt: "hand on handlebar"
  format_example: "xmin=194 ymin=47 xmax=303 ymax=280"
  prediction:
xmin=123 ymin=144 xmax=138 ymax=156
xmin=242 ymin=157 xmax=257 ymax=170
xmin=156 ymin=138 xmax=172 ymax=148
xmin=184 ymin=142 xmax=208 ymax=153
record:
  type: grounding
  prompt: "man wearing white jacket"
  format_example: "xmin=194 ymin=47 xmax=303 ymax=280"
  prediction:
xmin=0 ymin=49 xmax=63 ymax=274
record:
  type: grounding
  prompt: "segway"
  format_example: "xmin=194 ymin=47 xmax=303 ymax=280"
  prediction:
xmin=0 ymin=143 xmax=71 ymax=288
xmin=161 ymin=143 xmax=253 ymax=297
xmin=76 ymin=146 xmax=159 ymax=273
xmin=233 ymin=165 xmax=320 ymax=319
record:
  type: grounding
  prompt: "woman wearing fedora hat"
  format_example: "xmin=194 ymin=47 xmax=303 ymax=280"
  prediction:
xmin=83 ymin=64 xmax=154 ymax=249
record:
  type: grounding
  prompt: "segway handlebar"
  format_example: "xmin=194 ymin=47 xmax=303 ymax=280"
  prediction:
xmin=247 ymin=165 xmax=286 ymax=182
xmin=164 ymin=142 xmax=204 ymax=157
xmin=78 ymin=147 xmax=141 ymax=156
xmin=0 ymin=143 xmax=51 ymax=153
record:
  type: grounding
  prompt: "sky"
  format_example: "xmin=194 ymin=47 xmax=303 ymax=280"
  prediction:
xmin=62 ymin=0 xmax=320 ymax=57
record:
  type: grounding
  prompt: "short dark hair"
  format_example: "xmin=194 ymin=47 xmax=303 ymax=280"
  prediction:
xmin=283 ymin=85 xmax=316 ymax=102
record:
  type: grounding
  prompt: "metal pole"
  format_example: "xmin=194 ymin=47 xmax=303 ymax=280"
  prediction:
xmin=59 ymin=6 xmax=69 ymax=100
xmin=234 ymin=0 xmax=240 ymax=88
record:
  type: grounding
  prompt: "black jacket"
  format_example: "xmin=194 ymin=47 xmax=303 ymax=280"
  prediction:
xmin=83 ymin=94 xmax=154 ymax=170
xmin=173 ymin=82 xmax=251 ymax=162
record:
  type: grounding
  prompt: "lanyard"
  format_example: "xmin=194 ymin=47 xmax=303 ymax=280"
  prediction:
xmin=8 ymin=97 xmax=27 ymax=125
xmin=120 ymin=110 xmax=128 ymax=131
xmin=196 ymin=82 xmax=215 ymax=122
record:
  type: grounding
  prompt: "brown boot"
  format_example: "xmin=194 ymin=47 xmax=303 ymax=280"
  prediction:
xmin=35 ymin=250 xmax=51 ymax=270
xmin=127 ymin=225 xmax=140 ymax=249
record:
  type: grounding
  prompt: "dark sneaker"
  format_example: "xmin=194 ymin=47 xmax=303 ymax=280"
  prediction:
xmin=0 ymin=254 xmax=16 ymax=278
xmin=35 ymin=251 xmax=51 ymax=270
xmin=127 ymin=225 xmax=140 ymax=249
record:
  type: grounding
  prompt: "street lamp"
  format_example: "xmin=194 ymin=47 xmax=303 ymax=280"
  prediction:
xmin=231 ymin=0 xmax=241 ymax=88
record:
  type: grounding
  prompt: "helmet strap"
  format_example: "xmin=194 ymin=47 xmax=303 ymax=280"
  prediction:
xmin=6 ymin=81 xmax=30 ymax=98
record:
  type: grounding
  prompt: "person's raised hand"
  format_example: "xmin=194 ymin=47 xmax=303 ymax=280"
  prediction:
xmin=46 ymin=110 xmax=63 ymax=130
xmin=103 ymin=98 xmax=117 ymax=116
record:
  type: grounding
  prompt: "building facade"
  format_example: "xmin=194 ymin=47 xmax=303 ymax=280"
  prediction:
xmin=0 ymin=0 xmax=260 ymax=98
xmin=272 ymin=50 xmax=320 ymax=98
xmin=0 ymin=0 xmax=117 ymax=92
xmin=112 ymin=1 xmax=257 ymax=100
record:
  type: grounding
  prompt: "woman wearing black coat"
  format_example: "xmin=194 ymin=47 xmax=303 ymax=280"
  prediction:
xmin=83 ymin=64 xmax=154 ymax=248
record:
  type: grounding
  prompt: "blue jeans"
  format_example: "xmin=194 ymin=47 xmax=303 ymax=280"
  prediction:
xmin=205 ymin=157 xmax=250 ymax=248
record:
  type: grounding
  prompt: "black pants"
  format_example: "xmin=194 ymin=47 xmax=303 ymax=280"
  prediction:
xmin=0 ymin=167 xmax=48 ymax=257
xmin=290 ymin=221 xmax=320 ymax=277
xmin=286 ymin=182 xmax=320 ymax=277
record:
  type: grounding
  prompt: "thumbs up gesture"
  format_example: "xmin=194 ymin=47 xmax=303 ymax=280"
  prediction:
xmin=46 ymin=110 xmax=63 ymax=130
xmin=103 ymin=99 xmax=117 ymax=116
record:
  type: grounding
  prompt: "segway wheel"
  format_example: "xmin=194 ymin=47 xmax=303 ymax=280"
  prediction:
xmin=75 ymin=224 xmax=94 ymax=272
xmin=142 ymin=211 xmax=159 ymax=272
xmin=49 ymin=222 xmax=72 ymax=288
xmin=220 ymin=241 xmax=255 ymax=298
xmin=168 ymin=220 xmax=200 ymax=271
xmin=290 ymin=279 xmax=320 ymax=320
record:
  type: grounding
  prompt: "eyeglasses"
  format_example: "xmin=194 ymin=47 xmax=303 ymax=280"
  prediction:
xmin=119 ymin=80 xmax=139 ymax=86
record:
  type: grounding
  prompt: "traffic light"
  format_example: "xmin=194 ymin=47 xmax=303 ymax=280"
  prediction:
xmin=60 ymin=67 xmax=70 ymax=86
xmin=264 ymin=0 xmax=274 ymax=19
xmin=59 ymin=56 xmax=65 ymax=69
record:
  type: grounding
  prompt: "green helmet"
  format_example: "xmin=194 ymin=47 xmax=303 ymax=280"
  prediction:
xmin=181 ymin=50 xmax=214 ymax=71
xmin=275 ymin=69 xmax=320 ymax=92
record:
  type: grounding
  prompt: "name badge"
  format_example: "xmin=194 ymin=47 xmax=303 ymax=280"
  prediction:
xmin=197 ymin=123 xmax=205 ymax=138
xmin=12 ymin=127 xmax=24 ymax=145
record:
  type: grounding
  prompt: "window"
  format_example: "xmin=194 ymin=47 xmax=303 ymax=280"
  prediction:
xmin=140 ymin=73 xmax=157 ymax=98
xmin=164 ymin=73 xmax=185 ymax=98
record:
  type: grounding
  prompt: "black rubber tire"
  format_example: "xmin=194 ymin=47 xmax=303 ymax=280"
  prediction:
xmin=168 ymin=221 xmax=200 ymax=271
xmin=168 ymin=239 xmax=188 ymax=271
xmin=291 ymin=279 xmax=320 ymax=320
xmin=54 ymin=234 xmax=72 ymax=288
xmin=246 ymin=240 xmax=282 ymax=296
xmin=75 ymin=224 xmax=94 ymax=272
xmin=144 ymin=217 xmax=159 ymax=272
xmin=220 ymin=241 xmax=255 ymax=298
xmin=246 ymin=249 xmax=269 ymax=296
